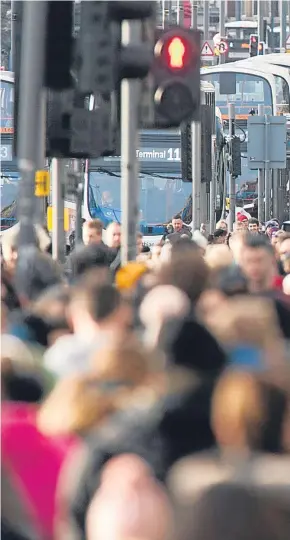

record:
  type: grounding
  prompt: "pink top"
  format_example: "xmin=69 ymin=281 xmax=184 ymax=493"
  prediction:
xmin=1 ymin=402 xmax=78 ymax=540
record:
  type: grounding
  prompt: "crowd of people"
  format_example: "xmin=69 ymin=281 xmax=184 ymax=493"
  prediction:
xmin=1 ymin=210 xmax=290 ymax=540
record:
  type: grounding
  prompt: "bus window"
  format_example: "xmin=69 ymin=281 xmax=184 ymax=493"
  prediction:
xmin=0 ymin=81 xmax=14 ymax=131
xmin=202 ymin=72 xmax=272 ymax=113
xmin=275 ymin=75 xmax=290 ymax=114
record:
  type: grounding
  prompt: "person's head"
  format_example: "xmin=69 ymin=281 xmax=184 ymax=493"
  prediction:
xmin=211 ymin=229 xmax=227 ymax=245
xmin=69 ymin=244 xmax=111 ymax=280
xmin=265 ymin=220 xmax=280 ymax=239
xmin=82 ymin=219 xmax=103 ymax=246
xmin=211 ymin=371 xmax=288 ymax=454
xmin=102 ymin=190 xmax=113 ymax=204
xmin=86 ymin=454 xmax=173 ymax=540
xmin=205 ymin=245 xmax=233 ymax=272
xmin=30 ymin=285 xmax=71 ymax=346
xmin=239 ymin=234 xmax=277 ymax=292
xmin=69 ymin=272 xmax=132 ymax=337
xmin=248 ymin=217 xmax=259 ymax=234
xmin=106 ymin=222 xmax=121 ymax=249
xmin=279 ymin=236 xmax=290 ymax=259
xmin=137 ymin=232 xmax=143 ymax=255
xmin=171 ymin=215 xmax=183 ymax=233
xmin=216 ymin=219 xmax=227 ymax=232
xmin=236 ymin=213 xmax=249 ymax=230
xmin=157 ymin=248 xmax=208 ymax=305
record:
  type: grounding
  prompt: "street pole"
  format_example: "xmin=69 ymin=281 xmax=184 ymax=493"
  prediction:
xmin=120 ymin=20 xmax=141 ymax=265
xmin=264 ymin=112 xmax=271 ymax=221
xmin=228 ymin=103 xmax=235 ymax=232
xmin=209 ymin=135 xmax=216 ymax=233
xmin=257 ymin=104 xmax=265 ymax=224
xmin=51 ymin=159 xmax=66 ymax=263
xmin=235 ymin=0 xmax=242 ymax=21
xmin=16 ymin=0 xmax=47 ymax=253
xmin=10 ymin=1 xmax=16 ymax=71
xmin=191 ymin=121 xmax=201 ymax=230
xmin=73 ymin=160 xmax=83 ymax=246
xmin=257 ymin=0 xmax=264 ymax=45
xmin=191 ymin=1 xmax=198 ymax=29
xmin=203 ymin=1 xmax=209 ymax=40
xmin=219 ymin=0 xmax=225 ymax=64
xmin=279 ymin=0 xmax=287 ymax=51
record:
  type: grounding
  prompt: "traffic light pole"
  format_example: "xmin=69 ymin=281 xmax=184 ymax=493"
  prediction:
xmin=51 ymin=159 xmax=66 ymax=264
xmin=16 ymin=1 xmax=47 ymax=251
xmin=121 ymin=20 xmax=141 ymax=265
xmin=257 ymin=104 xmax=265 ymax=224
xmin=219 ymin=1 xmax=225 ymax=65
xmin=228 ymin=103 xmax=235 ymax=232
xmin=191 ymin=121 xmax=201 ymax=230
xmin=74 ymin=160 xmax=84 ymax=246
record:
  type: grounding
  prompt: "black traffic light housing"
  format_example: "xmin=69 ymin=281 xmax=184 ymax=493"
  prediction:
xmin=151 ymin=27 xmax=201 ymax=127
xmin=249 ymin=34 xmax=258 ymax=57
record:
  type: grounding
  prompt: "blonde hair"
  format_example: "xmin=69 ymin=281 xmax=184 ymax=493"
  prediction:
xmin=205 ymin=245 xmax=233 ymax=270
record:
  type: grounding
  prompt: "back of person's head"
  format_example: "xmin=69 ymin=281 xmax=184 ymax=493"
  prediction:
xmin=157 ymin=249 xmax=208 ymax=305
xmin=30 ymin=285 xmax=71 ymax=344
xmin=15 ymin=246 xmax=63 ymax=304
xmin=171 ymin=482 xmax=290 ymax=540
xmin=205 ymin=245 xmax=233 ymax=271
xmin=211 ymin=371 xmax=288 ymax=454
xmin=69 ymin=243 xmax=111 ymax=279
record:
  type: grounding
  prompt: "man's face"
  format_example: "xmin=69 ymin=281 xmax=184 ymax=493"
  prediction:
xmin=2 ymin=244 xmax=18 ymax=273
xmin=172 ymin=218 xmax=182 ymax=232
xmin=82 ymin=225 xmax=102 ymax=246
xmin=248 ymin=222 xmax=258 ymax=233
xmin=280 ymin=238 xmax=290 ymax=258
xmin=240 ymin=247 xmax=273 ymax=285
xmin=241 ymin=219 xmax=248 ymax=230
xmin=109 ymin=224 xmax=121 ymax=249
xmin=234 ymin=222 xmax=244 ymax=232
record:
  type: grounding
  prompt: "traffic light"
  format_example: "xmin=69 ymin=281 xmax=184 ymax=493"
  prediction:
xmin=152 ymin=27 xmax=201 ymax=127
xmin=249 ymin=34 xmax=258 ymax=57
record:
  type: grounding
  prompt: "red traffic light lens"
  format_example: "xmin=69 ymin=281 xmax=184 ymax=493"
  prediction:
xmin=155 ymin=34 xmax=194 ymax=70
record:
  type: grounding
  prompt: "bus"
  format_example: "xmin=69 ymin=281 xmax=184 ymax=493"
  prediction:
xmin=201 ymin=63 xmax=289 ymax=193
xmin=84 ymin=82 xmax=217 ymax=246
xmin=234 ymin=58 xmax=290 ymax=113
xmin=0 ymin=71 xmax=18 ymax=231
xmin=223 ymin=21 xmax=289 ymax=50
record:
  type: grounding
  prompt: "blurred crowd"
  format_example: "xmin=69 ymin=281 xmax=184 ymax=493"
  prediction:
xmin=1 ymin=211 xmax=290 ymax=540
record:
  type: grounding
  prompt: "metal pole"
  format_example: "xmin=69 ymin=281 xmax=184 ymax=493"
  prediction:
xmin=235 ymin=0 xmax=242 ymax=20
xmin=203 ymin=1 xmax=209 ymax=40
xmin=219 ymin=0 xmax=226 ymax=64
xmin=191 ymin=121 xmax=201 ymax=230
xmin=10 ymin=1 xmax=16 ymax=71
xmin=16 ymin=1 xmax=47 ymax=251
xmin=279 ymin=0 xmax=287 ymax=51
xmin=191 ymin=1 xmax=198 ymax=29
xmin=228 ymin=103 xmax=235 ymax=232
xmin=209 ymin=135 xmax=216 ymax=233
xmin=257 ymin=0 xmax=264 ymax=45
xmin=176 ymin=0 xmax=180 ymax=25
xmin=272 ymin=169 xmax=279 ymax=219
xmin=121 ymin=20 xmax=141 ymax=265
xmin=51 ymin=159 xmax=66 ymax=263
xmin=264 ymin=112 xmax=271 ymax=221
xmin=73 ymin=160 xmax=83 ymax=246
xmin=257 ymin=103 xmax=265 ymax=223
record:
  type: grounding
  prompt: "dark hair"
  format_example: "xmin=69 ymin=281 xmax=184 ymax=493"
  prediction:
xmin=141 ymin=245 xmax=151 ymax=253
xmin=213 ymin=229 xmax=227 ymax=238
xmin=71 ymin=276 xmax=121 ymax=323
xmin=173 ymin=214 xmax=182 ymax=220
xmin=244 ymin=233 xmax=275 ymax=255
xmin=68 ymin=244 xmax=111 ymax=279
xmin=248 ymin=217 xmax=259 ymax=226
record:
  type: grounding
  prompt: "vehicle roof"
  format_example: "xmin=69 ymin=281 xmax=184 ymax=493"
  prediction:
xmin=235 ymin=54 xmax=290 ymax=70
xmin=201 ymin=64 xmax=277 ymax=81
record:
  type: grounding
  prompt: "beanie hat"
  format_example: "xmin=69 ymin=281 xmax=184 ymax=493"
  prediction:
xmin=237 ymin=213 xmax=248 ymax=223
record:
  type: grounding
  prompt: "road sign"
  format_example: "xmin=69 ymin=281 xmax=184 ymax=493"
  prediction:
xmin=247 ymin=116 xmax=287 ymax=170
xmin=201 ymin=40 xmax=214 ymax=57
xmin=35 ymin=170 xmax=50 ymax=197
xmin=218 ymin=40 xmax=228 ymax=54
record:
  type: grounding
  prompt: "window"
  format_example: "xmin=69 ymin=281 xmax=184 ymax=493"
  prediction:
xmin=0 ymin=81 xmax=14 ymax=130
xmin=202 ymin=72 xmax=272 ymax=110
